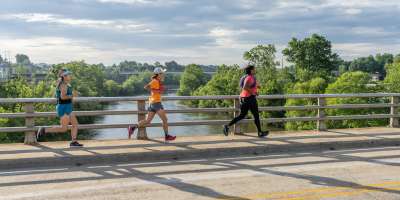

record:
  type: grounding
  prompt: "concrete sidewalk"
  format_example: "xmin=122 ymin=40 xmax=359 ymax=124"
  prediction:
xmin=1 ymin=127 xmax=400 ymax=170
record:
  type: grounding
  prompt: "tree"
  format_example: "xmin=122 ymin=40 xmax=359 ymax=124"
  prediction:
xmin=15 ymin=54 xmax=31 ymax=65
xmin=0 ymin=55 xmax=3 ymax=63
xmin=285 ymin=78 xmax=327 ymax=130
xmin=340 ymin=53 xmax=393 ymax=76
xmin=348 ymin=55 xmax=382 ymax=74
xmin=326 ymin=71 xmax=386 ymax=128
xmin=384 ymin=59 xmax=400 ymax=93
xmin=243 ymin=44 xmax=278 ymax=68
xmin=121 ymin=72 xmax=151 ymax=95
xmin=165 ymin=60 xmax=184 ymax=71
xmin=177 ymin=64 xmax=208 ymax=96
xmin=191 ymin=65 xmax=242 ymax=107
xmin=376 ymin=53 xmax=393 ymax=70
xmin=394 ymin=54 xmax=400 ymax=64
xmin=51 ymin=61 xmax=106 ymax=97
xmin=104 ymin=80 xmax=122 ymax=97
xmin=282 ymin=34 xmax=340 ymax=81
xmin=0 ymin=78 xmax=52 ymax=143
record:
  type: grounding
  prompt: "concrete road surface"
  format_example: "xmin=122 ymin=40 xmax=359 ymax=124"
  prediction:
xmin=1 ymin=146 xmax=400 ymax=200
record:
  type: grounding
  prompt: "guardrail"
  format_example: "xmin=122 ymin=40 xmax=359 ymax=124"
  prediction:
xmin=0 ymin=93 xmax=399 ymax=144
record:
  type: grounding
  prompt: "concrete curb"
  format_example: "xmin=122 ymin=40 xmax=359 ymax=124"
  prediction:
xmin=1 ymin=137 xmax=400 ymax=170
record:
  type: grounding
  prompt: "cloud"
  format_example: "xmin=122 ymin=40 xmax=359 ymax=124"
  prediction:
xmin=334 ymin=42 xmax=400 ymax=60
xmin=0 ymin=13 xmax=151 ymax=33
xmin=0 ymin=0 xmax=399 ymax=65
xmin=96 ymin=0 xmax=182 ymax=6
xmin=350 ymin=26 xmax=395 ymax=37
xmin=208 ymin=27 xmax=252 ymax=48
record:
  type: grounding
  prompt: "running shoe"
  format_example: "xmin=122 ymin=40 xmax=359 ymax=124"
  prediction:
xmin=70 ymin=141 xmax=84 ymax=147
xmin=36 ymin=127 xmax=46 ymax=139
xmin=165 ymin=134 xmax=176 ymax=141
xmin=128 ymin=125 xmax=137 ymax=139
xmin=223 ymin=125 xmax=229 ymax=136
xmin=258 ymin=131 xmax=269 ymax=138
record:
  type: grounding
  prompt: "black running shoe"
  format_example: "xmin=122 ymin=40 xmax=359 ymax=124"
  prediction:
xmin=36 ymin=127 xmax=45 ymax=139
xmin=223 ymin=125 xmax=229 ymax=136
xmin=258 ymin=131 xmax=269 ymax=138
xmin=70 ymin=141 xmax=84 ymax=147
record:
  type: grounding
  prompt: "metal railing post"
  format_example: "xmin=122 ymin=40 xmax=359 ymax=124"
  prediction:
xmin=390 ymin=96 xmax=399 ymax=128
xmin=233 ymin=98 xmax=242 ymax=135
xmin=24 ymin=103 xmax=37 ymax=144
xmin=137 ymin=100 xmax=148 ymax=139
xmin=317 ymin=97 xmax=327 ymax=131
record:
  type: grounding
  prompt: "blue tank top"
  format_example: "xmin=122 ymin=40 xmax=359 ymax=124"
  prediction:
xmin=56 ymin=83 xmax=73 ymax=104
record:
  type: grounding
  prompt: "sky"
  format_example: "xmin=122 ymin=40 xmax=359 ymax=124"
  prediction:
xmin=0 ymin=0 xmax=399 ymax=66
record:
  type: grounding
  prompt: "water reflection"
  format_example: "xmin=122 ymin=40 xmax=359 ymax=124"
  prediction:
xmin=93 ymin=95 xmax=259 ymax=139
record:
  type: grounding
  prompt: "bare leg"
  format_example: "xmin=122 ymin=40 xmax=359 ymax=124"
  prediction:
xmin=69 ymin=113 xmax=79 ymax=141
xmin=138 ymin=112 xmax=156 ymax=128
xmin=156 ymin=109 xmax=168 ymax=135
xmin=45 ymin=115 xmax=70 ymax=133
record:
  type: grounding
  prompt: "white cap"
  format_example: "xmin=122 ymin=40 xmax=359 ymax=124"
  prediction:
xmin=153 ymin=67 xmax=167 ymax=74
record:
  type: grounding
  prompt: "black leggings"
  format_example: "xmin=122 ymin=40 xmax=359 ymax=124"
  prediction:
xmin=228 ymin=95 xmax=262 ymax=132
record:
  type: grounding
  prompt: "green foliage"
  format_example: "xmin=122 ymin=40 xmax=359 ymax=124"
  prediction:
xmin=104 ymin=80 xmax=122 ymax=97
xmin=52 ymin=61 xmax=106 ymax=97
xmin=384 ymin=59 xmax=400 ymax=93
xmin=339 ymin=53 xmax=394 ymax=78
xmin=0 ymin=78 xmax=54 ymax=143
xmin=349 ymin=54 xmax=393 ymax=74
xmin=15 ymin=54 xmax=31 ymax=65
xmin=191 ymin=65 xmax=242 ymax=107
xmin=177 ymin=64 xmax=208 ymax=96
xmin=122 ymin=72 xmax=151 ymax=95
xmin=283 ymin=34 xmax=340 ymax=81
xmin=394 ymin=54 xmax=400 ymax=64
xmin=285 ymin=78 xmax=327 ymax=130
xmin=243 ymin=44 xmax=278 ymax=68
xmin=165 ymin=60 xmax=184 ymax=71
xmin=326 ymin=71 xmax=387 ymax=128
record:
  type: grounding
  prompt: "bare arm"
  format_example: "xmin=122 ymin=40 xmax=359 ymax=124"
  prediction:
xmin=60 ymin=84 xmax=73 ymax=100
xmin=144 ymin=83 xmax=150 ymax=90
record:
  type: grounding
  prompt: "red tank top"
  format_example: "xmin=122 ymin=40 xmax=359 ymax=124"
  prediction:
xmin=240 ymin=75 xmax=257 ymax=97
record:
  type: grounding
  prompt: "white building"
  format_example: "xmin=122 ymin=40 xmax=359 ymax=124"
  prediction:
xmin=0 ymin=63 xmax=11 ymax=80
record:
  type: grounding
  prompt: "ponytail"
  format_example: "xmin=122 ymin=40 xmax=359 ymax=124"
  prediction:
xmin=151 ymin=74 xmax=159 ymax=80
xmin=56 ymin=69 xmax=65 ymax=89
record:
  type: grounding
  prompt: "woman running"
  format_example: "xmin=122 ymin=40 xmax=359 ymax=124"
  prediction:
xmin=128 ymin=67 xmax=176 ymax=141
xmin=223 ymin=64 xmax=269 ymax=137
xmin=36 ymin=69 xmax=83 ymax=147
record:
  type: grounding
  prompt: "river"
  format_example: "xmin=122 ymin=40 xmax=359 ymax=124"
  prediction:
xmin=93 ymin=93 xmax=258 ymax=139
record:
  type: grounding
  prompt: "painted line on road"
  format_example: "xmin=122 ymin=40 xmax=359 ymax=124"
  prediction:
xmin=217 ymin=181 xmax=400 ymax=200
xmin=0 ymin=168 xmax=68 ymax=175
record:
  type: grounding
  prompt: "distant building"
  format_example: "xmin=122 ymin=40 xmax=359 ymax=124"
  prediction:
xmin=0 ymin=63 xmax=11 ymax=80
xmin=371 ymin=72 xmax=383 ymax=82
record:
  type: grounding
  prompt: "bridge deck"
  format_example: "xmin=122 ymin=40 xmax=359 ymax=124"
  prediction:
xmin=1 ymin=127 xmax=400 ymax=170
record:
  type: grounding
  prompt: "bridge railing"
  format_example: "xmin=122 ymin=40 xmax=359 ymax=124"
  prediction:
xmin=0 ymin=93 xmax=399 ymax=144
